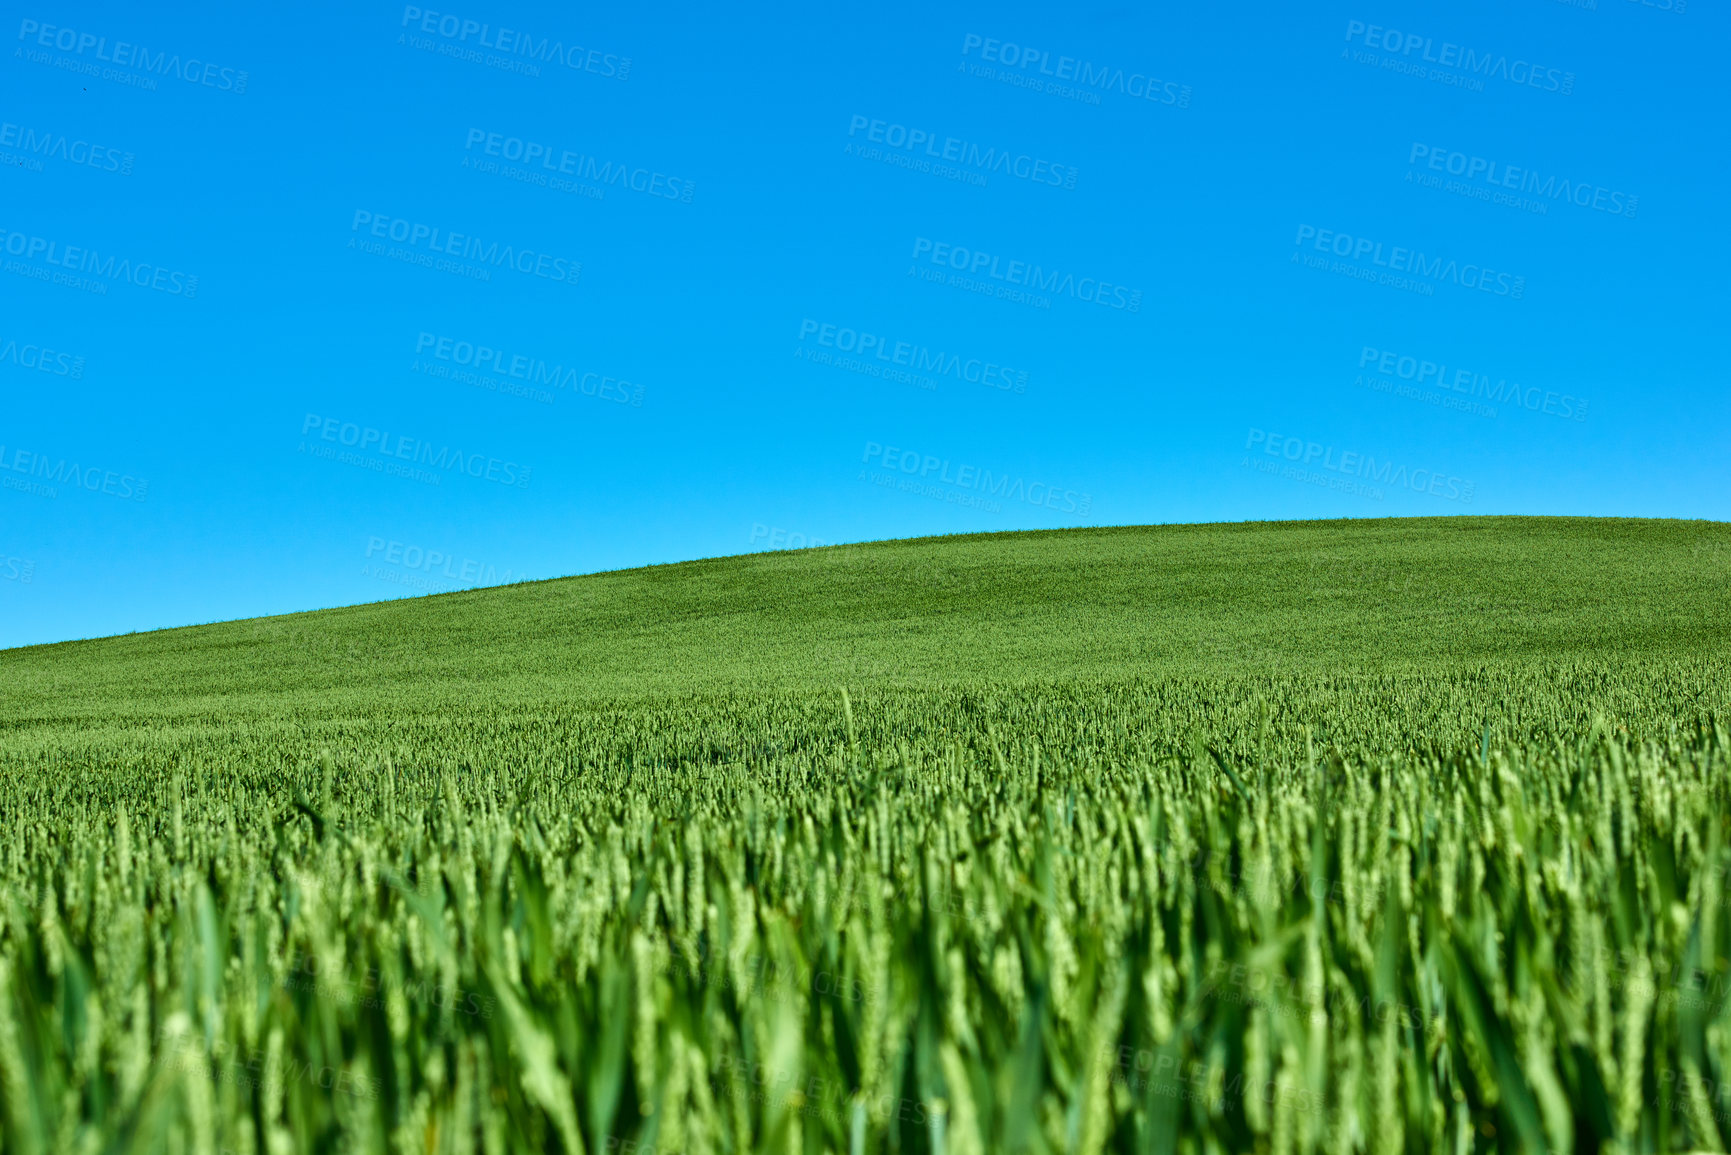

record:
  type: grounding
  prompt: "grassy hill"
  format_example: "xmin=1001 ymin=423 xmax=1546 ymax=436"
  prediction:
xmin=4 ymin=515 xmax=1729 ymax=733
xmin=4 ymin=516 xmax=1731 ymax=1155
xmin=4 ymin=515 xmax=1729 ymax=779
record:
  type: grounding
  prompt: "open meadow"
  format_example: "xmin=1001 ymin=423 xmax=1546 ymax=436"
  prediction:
xmin=3 ymin=516 xmax=1731 ymax=1154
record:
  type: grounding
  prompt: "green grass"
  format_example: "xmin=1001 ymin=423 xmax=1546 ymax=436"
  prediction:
xmin=3 ymin=515 xmax=1731 ymax=1154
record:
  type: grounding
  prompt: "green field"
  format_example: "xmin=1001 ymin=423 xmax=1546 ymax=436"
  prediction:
xmin=4 ymin=515 xmax=1731 ymax=1154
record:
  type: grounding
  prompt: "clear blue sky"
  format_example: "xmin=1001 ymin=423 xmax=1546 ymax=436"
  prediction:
xmin=2 ymin=0 xmax=1724 ymax=648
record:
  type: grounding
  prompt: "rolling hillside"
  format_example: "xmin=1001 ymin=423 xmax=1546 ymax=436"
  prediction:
xmin=5 ymin=515 xmax=1728 ymax=722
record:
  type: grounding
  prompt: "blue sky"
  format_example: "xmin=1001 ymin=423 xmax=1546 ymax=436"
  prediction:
xmin=1 ymin=0 xmax=1724 ymax=648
